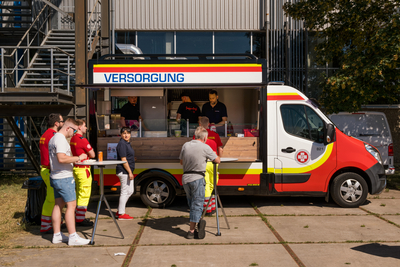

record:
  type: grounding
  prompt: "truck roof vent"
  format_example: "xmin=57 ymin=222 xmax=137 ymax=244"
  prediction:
xmin=268 ymin=81 xmax=285 ymax=85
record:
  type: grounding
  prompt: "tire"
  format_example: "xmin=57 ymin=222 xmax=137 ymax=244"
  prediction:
xmin=330 ymin=172 xmax=368 ymax=208
xmin=140 ymin=177 xmax=176 ymax=208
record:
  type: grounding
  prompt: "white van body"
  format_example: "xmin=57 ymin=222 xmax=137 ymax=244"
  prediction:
xmin=328 ymin=112 xmax=394 ymax=175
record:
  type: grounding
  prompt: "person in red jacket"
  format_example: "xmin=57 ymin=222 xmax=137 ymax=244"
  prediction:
xmin=39 ymin=113 xmax=64 ymax=234
xmin=194 ymin=117 xmax=224 ymax=215
xmin=70 ymin=119 xmax=95 ymax=226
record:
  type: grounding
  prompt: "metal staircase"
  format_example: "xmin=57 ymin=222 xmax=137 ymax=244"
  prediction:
xmin=0 ymin=0 xmax=103 ymax=175
xmin=0 ymin=0 xmax=32 ymax=34
xmin=18 ymin=29 xmax=76 ymax=92
xmin=0 ymin=116 xmax=41 ymax=176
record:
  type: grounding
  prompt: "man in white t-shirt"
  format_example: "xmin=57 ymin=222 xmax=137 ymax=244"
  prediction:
xmin=48 ymin=118 xmax=90 ymax=246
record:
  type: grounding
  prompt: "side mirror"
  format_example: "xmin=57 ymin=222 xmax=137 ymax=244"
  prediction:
xmin=324 ymin=124 xmax=335 ymax=145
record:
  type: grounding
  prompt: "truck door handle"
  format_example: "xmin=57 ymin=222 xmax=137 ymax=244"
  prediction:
xmin=281 ymin=147 xmax=296 ymax=153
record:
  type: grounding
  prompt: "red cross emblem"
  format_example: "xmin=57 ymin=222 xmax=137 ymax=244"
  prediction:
xmin=295 ymin=150 xmax=310 ymax=164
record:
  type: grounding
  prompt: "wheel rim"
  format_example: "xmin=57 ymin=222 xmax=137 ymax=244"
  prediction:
xmin=145 ymin=180 xmax=170 ymax=204
xmin=339 ymin=178 xmax=363 ymax=203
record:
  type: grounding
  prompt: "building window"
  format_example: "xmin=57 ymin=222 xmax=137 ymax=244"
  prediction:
xmin=176 ymin=32 xmax=212 ymax=54
xmin=116 ymin=32 xmax=136 ymax=45
xmin=137 ymin=32 xmax=174 ymax=54
xmin=215 ymin=32 xmax=251 ymax=54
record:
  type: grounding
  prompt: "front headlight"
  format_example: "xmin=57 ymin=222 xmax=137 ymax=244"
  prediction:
xmin=364 ymin=143 xmax=383 ymax=165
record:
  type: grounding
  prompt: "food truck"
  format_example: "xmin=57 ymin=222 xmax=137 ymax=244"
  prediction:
xmin=87 ymin=54 xmax=386 ymax=208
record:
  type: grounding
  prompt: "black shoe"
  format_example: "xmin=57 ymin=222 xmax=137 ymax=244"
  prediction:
xmin=186 ymin=230 xmax=195 ymax=239
xmin=76 ymin=218 xmax=94 ymax=227
xmin=197 ymin=219 xmax=206 ymax=239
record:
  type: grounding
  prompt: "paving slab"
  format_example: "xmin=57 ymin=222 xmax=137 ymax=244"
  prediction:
xmin=253 ymin=196 xmax=367 ymax=216
xmin=130 ymin=244 xmax=298 ymax=267
xmin=290 ymin=243 xmax=400 ymax=267
xmin=139 ymin=216 xmax=277 ymax=245
xmin=360 ymin=199 xmax=400 ymax=215
xmin=368 ymin=189 xmax=400 ymax=199
xmin=267 ymin=215 xmax=400 ymax=243
xmin=0 ymin=246 xmax=130 ymax=267
xmin=380 ymin=215 xmax=400 ymax=226
xmin=150 ymin=196 xmax=190 ymax=218
xmin=11 ymin=219 xmax=141 ymax=247
xmin=87 ymin=194 xmax=148 ymax=219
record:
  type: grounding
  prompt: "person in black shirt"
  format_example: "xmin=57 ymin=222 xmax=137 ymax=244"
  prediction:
xmin=115 ymin=127 xmax=135 ymax=220
xmin=201 ymin=90 xmax=228 ymax=134
xmin=176 ymin=92 xmax=201 ymax=136
xmin=120 ymin=96 xmax=148 ymax=130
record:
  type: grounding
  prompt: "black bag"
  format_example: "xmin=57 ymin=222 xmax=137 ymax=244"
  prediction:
xmin=22 ymin=176 xmax=46 ymax=225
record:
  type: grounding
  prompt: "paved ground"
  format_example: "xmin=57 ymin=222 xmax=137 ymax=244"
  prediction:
xmin=1 ymin=190 xmax=400 ymax=267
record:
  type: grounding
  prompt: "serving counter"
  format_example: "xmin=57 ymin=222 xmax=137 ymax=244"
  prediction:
xmin=97 ymin=136 xmax=259 ymax=162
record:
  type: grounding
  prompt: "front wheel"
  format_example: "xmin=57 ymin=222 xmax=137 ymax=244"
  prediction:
xmin=140 ymin=177 xmax=176 ymax=208
xmin=331 ymin=172 xmax=368 ymax=208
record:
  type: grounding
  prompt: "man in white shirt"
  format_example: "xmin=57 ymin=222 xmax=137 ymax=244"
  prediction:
xmin=48 ymin=118 xmax=90 ymax=246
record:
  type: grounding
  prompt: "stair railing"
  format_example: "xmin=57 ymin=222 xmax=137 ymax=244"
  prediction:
xmin=87 ymin=0 xmax=102 ymax=56
xmin=1 ymin=46 xmax=74 ymax=93
xmin=0 ymin=1 xmax=52 ymax=91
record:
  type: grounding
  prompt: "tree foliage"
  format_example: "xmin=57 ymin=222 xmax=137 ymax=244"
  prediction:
xmin=283 ymin=0 xmax=400 ymax=113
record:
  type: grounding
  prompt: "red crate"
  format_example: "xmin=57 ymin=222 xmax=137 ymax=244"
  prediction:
xmin=244 ymin=129 xmax=259 ymax=137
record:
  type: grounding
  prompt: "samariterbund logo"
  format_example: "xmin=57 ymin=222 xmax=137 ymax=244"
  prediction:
xmin=186 ymin=106 xmax=198 ymax=112
xmin=295 ymin=150 xmax=310 ymax=164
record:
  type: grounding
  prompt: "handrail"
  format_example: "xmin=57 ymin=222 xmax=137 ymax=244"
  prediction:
xmin=8 ymin=3 xmax=50 ymax=58
xmin=1 ymin=46 xmax=75 ymax=59
xmin=87 ymin=0 xmax=101 ymax=25
xmin=87 ymin=0 xmax=102 ymax=52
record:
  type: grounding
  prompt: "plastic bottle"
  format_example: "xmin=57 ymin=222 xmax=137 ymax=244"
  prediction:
xmin=227 ymin=121 xmax=234 ymax=136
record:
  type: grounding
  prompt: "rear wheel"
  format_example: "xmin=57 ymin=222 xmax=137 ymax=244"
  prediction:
xmin=140 ymin=177 xmax=176 ymax=208
xmin=331 ymin=172 xmax=368 ymax=208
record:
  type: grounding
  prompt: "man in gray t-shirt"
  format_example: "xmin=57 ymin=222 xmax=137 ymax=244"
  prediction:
xmin=179 ymin=126 xmax=220 ymax=239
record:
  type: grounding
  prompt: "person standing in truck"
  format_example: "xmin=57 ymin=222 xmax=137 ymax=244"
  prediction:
xmin=39 ymin=113 xmax=64 ymax=234
xmin=180 ymin=126 xmax=220 ymax=239
xmin=70 ymin=119 xmax=95 ymax=227
xmin=176 ymin=92 xmax=201 ymax=136
xmin=201 ymin=90 xmax=228 ymax=135
xmin=120 ymin=96 xmax=149 ymax=131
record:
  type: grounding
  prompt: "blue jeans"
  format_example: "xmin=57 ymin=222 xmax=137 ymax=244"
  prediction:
xmin=50 ymin=177 xmax=76 ymax=203
xmin=183 ymin=178 xmax=205 ymax=223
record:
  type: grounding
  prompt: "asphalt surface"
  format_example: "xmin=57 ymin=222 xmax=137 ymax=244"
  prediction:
xmin=1 ymin=190 xmax=400 ymax=267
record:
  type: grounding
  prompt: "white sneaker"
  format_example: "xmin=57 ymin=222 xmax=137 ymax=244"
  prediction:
xmin=52 ymin=232 xmax=69 ymax=244
xmin=68 ymin=235 xmax=91 ymax=246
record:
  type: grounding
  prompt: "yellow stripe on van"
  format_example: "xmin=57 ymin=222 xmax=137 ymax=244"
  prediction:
xmin=280 ymin=143 xmax=334 ymax=174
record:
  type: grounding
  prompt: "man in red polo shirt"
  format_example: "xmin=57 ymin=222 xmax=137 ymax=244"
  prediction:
xmin=70 ymin=119 xmax=95 ymax=226
xmin=39 ymin=113 xmax=64 ymax=234
xmin=194 ymin=117 xmax=224 ymax=216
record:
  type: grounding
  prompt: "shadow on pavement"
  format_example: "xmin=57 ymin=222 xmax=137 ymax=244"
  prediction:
xmin=351 ymin=243 xmax=400 ymax=259
xmin=139 ymin=217 xmax=188 ymax=238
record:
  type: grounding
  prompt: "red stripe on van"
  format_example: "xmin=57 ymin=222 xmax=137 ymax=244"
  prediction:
xmin=267 ymin=95 xmax=305 ymax=101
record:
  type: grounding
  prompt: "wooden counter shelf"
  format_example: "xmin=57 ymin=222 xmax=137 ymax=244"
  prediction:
xmin=98 ymin=136 xmax=259 ymax=162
